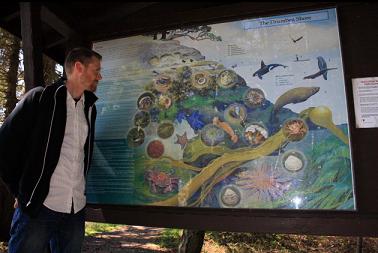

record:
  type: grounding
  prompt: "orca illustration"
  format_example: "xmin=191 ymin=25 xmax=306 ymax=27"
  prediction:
xmin=303 ymin=56 xmax=337 ymax=80
xmin=253 ymin=60 xmax=287 ymax=80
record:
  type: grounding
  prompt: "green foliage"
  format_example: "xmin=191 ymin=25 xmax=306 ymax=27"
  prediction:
xmin=182 ymin=95 xmax=215 ymax=109
xmin=156 ymin=228 xmax=182 ymax=248
xmin=158 ymin=103 xmax=178 ymax=122
xmin=85 ymin=222 xmax=123 ymax=237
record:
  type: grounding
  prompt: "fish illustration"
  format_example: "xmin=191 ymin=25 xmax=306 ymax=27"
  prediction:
xmin=303 ymin=56 xmax=337 ymax=80
xmin=272 ymin=86 xmax=320 ymax=115
xmin=253 ymin=60 xmax=287 ymax=80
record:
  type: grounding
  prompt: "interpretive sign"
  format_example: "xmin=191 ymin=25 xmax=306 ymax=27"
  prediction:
xmin=352 ymin=77 xmax=378 ymax=128
xmin=88 ymin=8 xmax=355 ymax=210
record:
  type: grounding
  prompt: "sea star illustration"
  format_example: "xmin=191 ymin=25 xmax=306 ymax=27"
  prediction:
xmin=175 ymin=132 xmax=188 ymax=150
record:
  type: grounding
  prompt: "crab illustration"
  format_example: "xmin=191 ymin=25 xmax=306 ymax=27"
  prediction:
xmin=145 ymin=169 xmax=179 ymax=194
xmin=283 ymin=119 xmax=308 ymax=141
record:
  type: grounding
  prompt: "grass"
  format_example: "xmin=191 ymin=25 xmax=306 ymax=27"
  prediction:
xmin=156 ymin=228 xmax=182 ymax=248
xmin=206 ymin=232 xmax=378 ymax=253
xmin=84 ymin=222 xmax=123 ymax=237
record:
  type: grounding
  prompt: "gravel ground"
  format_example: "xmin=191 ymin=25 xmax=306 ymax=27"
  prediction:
xmin=2 ymin=227 xmax=378 ymax=253
xmin=82 ymin=225 xmax=175 ymax=253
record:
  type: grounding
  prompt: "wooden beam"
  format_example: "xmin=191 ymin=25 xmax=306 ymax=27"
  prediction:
xmin=40 ymin=5 xmax=78 ymax=39
xmin=86 ymin=205 xmax=378 ymax=237
xmin=46 ymin=37 xmax=68 ymax=49
xmin=80 ymin=2 xmax=158 ymax=28
xmin=3 ymin=11 xmax=20 ymax=22
xmin=39 ymin=4 xmax=91 ymax=63
xmin=86 ymin=2 xmax=343 ymax=41
xmin=20 ymin=2 xmax=44 ymax=90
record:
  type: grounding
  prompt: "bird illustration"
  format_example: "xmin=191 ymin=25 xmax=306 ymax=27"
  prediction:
xmin=303 ymin=56 xmax=337 ymax=80
xmin=290 ymin=35 xmax=303 ymax=43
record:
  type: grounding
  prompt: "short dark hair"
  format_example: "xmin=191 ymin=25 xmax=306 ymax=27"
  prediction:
xmin=64 ymin=47 xmax=102 ymax=75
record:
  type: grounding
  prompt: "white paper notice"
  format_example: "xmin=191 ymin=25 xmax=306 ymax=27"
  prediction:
xmin=352 ymin=77 xmax=378 ymax=128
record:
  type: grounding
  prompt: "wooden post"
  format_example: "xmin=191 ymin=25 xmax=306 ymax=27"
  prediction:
xmin=20 ymin=2 xmax=44 ymax=91
xmin=178 ymin=229 xmax=205 ymax=253
xmin=356 ymin=237 xmax=363 ymax=253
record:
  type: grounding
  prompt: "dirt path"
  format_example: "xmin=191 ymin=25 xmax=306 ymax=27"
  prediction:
xmin=82 ymin=225 xmax=174 ymax=253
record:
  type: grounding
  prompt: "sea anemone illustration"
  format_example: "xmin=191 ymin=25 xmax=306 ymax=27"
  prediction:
xmin=157 ymin=121 xmax=175 ymax=139
xmin=224 ymin=103 xmax=247 ymax=126
xmin=243 ymin=88 xmax=265 ymax=108
xmin=126 ymin=127 xmax=145 ymax=147
xmin=235 ymin=160 xmax=292 ymax=202
xmin=137 ymin=92 xmax=155 ymax=111
xmin=134 ymin=111 xmax=151 ymax=128
xmin=200 ymin=124 xmax=225 ymax=146
xmin=216 ymin=69 xmax=238 ymax=88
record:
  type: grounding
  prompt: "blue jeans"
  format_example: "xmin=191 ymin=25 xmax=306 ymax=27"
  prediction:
xmin=8 ymin=205 xmax=85 ymax=253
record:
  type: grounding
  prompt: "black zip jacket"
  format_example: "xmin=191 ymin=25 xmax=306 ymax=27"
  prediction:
xmin=0 ymin=79 xmax=97 ymax=217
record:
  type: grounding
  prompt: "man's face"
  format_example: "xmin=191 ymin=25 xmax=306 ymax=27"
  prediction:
xmin=80 ymin=57 xmax=102 ymax=92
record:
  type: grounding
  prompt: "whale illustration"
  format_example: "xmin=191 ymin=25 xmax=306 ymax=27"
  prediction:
xmin=303 ymin=56 xmax=337 ymax=80
xmin=253 ymin=60 xmax=287 ymax=80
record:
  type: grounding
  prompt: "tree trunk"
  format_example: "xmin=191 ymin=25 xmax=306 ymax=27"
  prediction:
xmin=43 ymin=55 xmax=58 ymax=85
xmin=178 ymin=229 xmax=205 ymax=253
xmin=0 ymin=33 xmax=20 ymax=242
xmin=4 ymin=36 xmax=20 ymax=118
xmin=0 ymin=179 xmax=13 ymax=242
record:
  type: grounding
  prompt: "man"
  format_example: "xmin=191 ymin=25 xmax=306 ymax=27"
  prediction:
xmin=0 ymin=47 xmax=102 ymax=253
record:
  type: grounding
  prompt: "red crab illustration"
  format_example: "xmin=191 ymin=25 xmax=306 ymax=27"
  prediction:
xmin=145 ymin=169 xmax=179 ymax=194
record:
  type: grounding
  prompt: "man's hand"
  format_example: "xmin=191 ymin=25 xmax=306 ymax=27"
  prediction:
xmin=14 ymin=198 xmax=18 ymax=209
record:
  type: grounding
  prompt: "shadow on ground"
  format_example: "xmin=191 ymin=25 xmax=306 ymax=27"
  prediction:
xmin=82 ymin=225 xmax=174 ymax=253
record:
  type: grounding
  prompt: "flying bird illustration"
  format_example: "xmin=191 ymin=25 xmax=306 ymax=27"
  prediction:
xmin=303 ymin=56 xmax=337 ymax=80
xmin=290 ymin=35 xmax=303 ymax=43
xmin=253 ymin=60 xmax=287 ymax=80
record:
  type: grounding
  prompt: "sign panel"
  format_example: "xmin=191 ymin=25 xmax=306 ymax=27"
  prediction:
xmin=352 ymin=77 xmax=378 ymax=128
xmin=88 ymin=8 xmax=355 ymax=210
